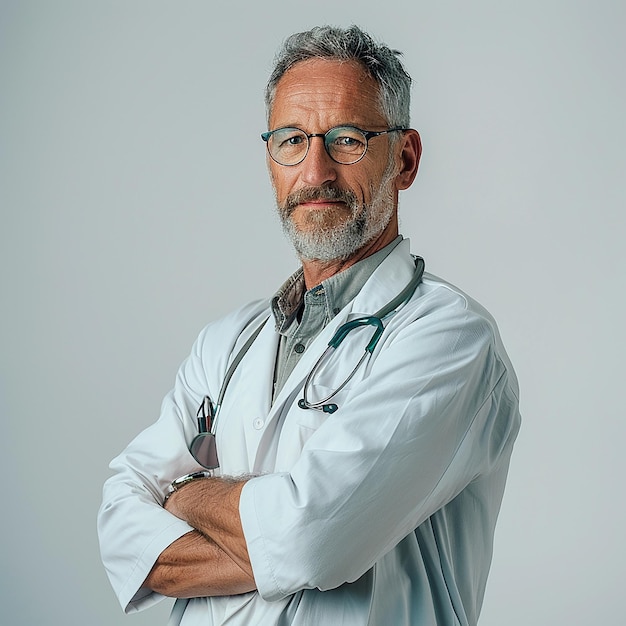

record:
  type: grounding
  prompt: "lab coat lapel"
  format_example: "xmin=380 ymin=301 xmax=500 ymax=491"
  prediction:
xmin=251 ymin=307 xmax=354 ymax=472
xmin=257 ymin=239 xmax=416 ymax=452
xmin=215 ymin=313 xmax=277 ymax=471
xmin=351 ymin=238 xmax=417 ymax=318
xmin=268 ymin=307 xmax=353 ymax=415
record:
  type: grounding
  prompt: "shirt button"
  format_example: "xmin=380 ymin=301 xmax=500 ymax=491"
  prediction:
xmin=294 ymin=343 xmax=305 ymax=354
xmin=253 ymin=418 xmax=264 ymax=430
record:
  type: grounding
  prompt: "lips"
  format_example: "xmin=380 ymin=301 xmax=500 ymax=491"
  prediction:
xmin=299 ymin=199 xmax=345 ymax=207
xmin=283 ymin=186 xmax=356 ymax=215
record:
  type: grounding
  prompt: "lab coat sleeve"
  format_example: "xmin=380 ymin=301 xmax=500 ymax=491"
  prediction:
xmin=97 ymin=301 xmax=266 ymax=613
xmin=239 ymin=293 xmax=521 ymax=601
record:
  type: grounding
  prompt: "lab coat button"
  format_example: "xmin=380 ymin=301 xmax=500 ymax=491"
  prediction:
xmin=253 ymin=418 xmax=264 ymax=430
xmin=294 ymin=343 xmax=305 ymax=354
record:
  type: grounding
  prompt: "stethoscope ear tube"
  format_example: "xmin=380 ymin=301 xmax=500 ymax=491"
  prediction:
xmin=329 ymin=316 xmax=383 ymax=349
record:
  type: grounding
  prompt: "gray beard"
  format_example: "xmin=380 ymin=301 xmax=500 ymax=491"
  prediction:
xmin=276 ymin=163 xmax=397 ymax=263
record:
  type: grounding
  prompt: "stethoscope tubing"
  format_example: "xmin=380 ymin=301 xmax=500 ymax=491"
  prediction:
xmin=203 ymin=256 xmax=425 ymax=427
xmin=189 ymin=256 xmax=425 ymax=468
xmin=298 ymin=256 xmax=425 ymax=413
xmin=298 ymin=347 xmax=370 ymax=413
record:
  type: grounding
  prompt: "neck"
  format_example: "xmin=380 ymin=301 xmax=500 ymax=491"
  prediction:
xmin=301 ymin=223 xmax=398 ymax=289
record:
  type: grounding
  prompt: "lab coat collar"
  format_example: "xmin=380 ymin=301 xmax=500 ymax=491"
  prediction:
xmin=216 ymin=238 xmax=418 ymax=470
xmin=270 ymin=236 xmax=404 ymax=334
xmin=264 ymin=238 xmax=417 ymax=421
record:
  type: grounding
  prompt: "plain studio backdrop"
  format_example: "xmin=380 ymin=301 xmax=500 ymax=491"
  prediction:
xmin=1 ymin=1 xmax=624 ymax=624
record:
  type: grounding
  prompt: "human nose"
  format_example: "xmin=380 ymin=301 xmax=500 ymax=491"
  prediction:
xmin=299 ymin=136 xmax=338 ymax=186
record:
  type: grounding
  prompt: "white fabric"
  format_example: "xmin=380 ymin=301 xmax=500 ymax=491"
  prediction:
xmin=98 ymin=239 xmax=521 ymax=625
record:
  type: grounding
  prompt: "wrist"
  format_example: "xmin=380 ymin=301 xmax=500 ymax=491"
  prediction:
xmin=165 ymin=471 xmax=213 ymax=503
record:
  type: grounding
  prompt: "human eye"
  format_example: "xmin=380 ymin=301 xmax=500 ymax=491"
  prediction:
xmin=274 ymin=128 xmax=305 ymax=148
xmin=272 ymin=128 xmax=303 ymax=146
xmin=285 ymin=134 xmax=304 ymax=146
xmin=327 ymin=127 xmax=366 ymax=154
xmin=268 ymin=128 xmax=308 ymax=165
xmin=336 ymin=136 xmax=360 ymax=147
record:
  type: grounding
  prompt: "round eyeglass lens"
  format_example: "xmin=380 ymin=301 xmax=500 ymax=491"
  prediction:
xmin=268 ymin=128 xmax=308 ymax=166
xmin=324 ymin=127 xmax=367 ymax=164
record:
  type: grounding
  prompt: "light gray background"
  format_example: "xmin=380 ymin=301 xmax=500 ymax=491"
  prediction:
xmin=1 ymin=1 xmax=624 ymax=624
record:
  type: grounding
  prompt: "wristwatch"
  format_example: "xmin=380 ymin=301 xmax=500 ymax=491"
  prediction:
xmin=165 ymin=470 xmax=213 ymax=502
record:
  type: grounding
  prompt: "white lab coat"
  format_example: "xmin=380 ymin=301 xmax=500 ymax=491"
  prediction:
xmin=98 ymin=239 xmax=521 ymax=625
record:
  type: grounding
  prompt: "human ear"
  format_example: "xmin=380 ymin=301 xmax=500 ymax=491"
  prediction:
xmin=395 ymin=130 xmax=422 ymax=190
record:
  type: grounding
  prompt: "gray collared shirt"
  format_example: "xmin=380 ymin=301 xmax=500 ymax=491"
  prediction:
xmin=271 ymin=236 xmax=403 ymax=399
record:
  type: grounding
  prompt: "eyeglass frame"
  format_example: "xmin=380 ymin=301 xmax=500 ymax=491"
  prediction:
xmin=260 ymin=125 xmax=407 ymax=166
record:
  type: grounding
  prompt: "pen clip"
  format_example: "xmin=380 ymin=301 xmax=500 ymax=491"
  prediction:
xmin=196 ymin=395 xmax=215 ymax=433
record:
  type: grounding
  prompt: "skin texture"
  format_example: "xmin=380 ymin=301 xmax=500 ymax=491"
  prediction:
xmin=144 ymin=478 xmax=256 ymax=598
xmin=144 ymin=57 xmax=421 ymax=599
xmin=269 ymin=58 xmax=421 ymax=288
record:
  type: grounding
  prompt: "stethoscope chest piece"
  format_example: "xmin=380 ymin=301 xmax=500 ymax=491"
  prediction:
xmin=190 ymin=395 xmax=220 ymax=470
xmin=190 ymin=432 xmax=219 ymax=470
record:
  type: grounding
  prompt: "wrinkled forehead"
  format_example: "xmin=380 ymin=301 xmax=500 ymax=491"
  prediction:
xmin=269 ymin=58 xmax=386 ymax=129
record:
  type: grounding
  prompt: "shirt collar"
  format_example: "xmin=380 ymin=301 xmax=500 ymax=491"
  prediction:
xmin=271 ymin=236 xmax=403 ymax=334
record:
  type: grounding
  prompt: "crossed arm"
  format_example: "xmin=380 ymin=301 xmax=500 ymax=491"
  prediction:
xmin=144 ymin=477 xmax=257 ymax=598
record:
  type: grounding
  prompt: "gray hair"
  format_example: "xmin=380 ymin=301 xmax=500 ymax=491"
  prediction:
xmin=265 ymin=25 xmax=412 ymax=129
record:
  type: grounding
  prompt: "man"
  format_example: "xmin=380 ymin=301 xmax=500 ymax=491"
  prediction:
xmin=98 ymin=25 xmax=521 ymax=626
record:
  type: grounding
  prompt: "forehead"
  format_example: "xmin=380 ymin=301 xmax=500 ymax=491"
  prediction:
xmin=270 ymin=58 xmax=386 ymax=129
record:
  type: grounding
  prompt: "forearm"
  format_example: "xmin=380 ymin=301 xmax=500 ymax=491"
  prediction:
xmin=165 ymin=476 xmax=254 ymax=579
xmin=144 ymin=530 xmax=256 ymax=598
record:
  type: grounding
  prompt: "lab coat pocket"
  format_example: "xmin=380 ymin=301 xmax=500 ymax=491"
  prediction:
xmin=296 ymin=408 xmax=328 ymax=448
xmin=296 ymin=399 xmax=333 ymax=427
xmin=295 ymin=385 xmax=349 ymax=446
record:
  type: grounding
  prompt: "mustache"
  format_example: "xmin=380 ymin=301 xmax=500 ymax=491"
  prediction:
xmin=281 ymin=186 xmax=357 ymax=214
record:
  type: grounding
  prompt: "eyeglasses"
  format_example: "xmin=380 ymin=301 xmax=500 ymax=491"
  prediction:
xmin=261 ymin=125 xmax=406 ymax=166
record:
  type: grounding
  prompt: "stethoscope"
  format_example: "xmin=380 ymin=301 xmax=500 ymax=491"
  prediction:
xmin=189 ymin=256 xmax=425 ymax=470
xmin=298 ymin=255 xmax=425 ymax=413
